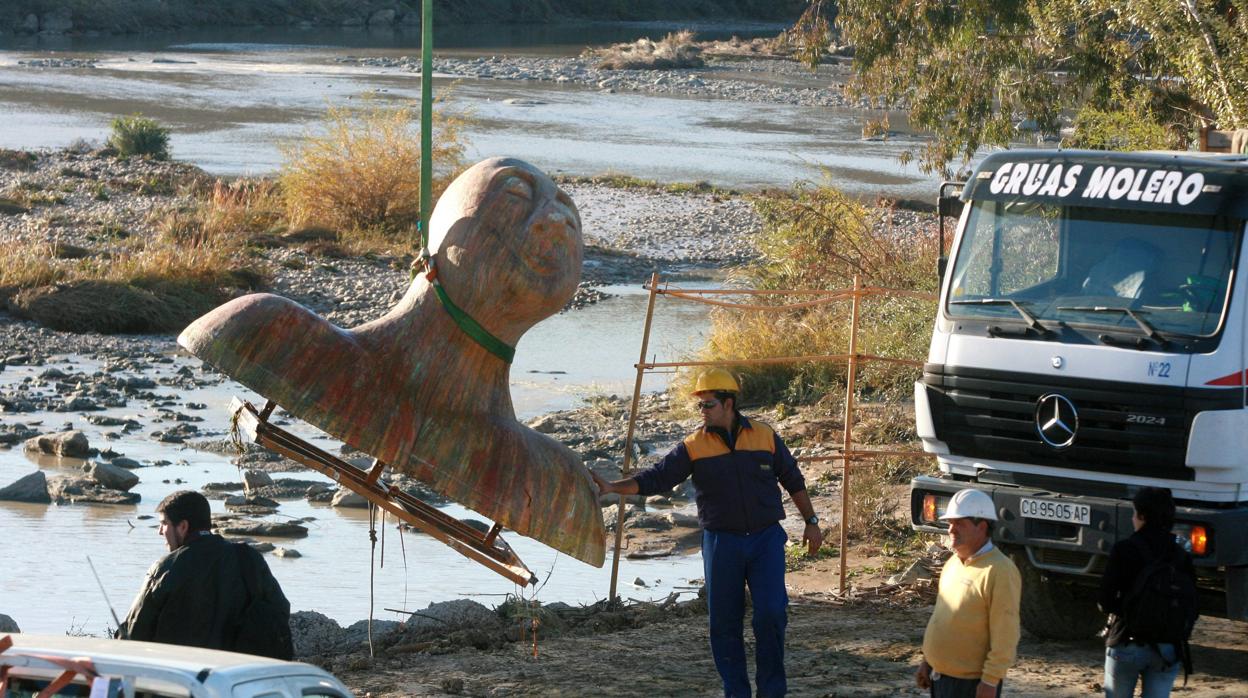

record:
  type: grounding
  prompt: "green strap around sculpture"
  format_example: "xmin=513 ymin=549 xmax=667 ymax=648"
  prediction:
xmin=430 ymin=267 xmax=516 ymax=363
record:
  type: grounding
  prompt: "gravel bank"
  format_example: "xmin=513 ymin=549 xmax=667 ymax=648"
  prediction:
xmin=335 ymin=54 xmax=855 ymax=108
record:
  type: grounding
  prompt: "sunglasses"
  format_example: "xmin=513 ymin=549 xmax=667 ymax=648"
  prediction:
xmin=695 ymin=399 xmax=720 ymax=410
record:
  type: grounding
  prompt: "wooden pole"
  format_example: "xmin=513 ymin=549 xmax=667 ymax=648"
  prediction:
xmin=839 ymin=275 xmax=862 ymax=594
xmin=609 ymin=272 xmax=662 ymax=600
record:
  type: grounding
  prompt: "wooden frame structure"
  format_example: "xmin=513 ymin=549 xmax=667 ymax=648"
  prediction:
xmin=230 ymin=398 xmax=537 ymax=586
xmin=609 ymin=273 xmax=938 ymax=597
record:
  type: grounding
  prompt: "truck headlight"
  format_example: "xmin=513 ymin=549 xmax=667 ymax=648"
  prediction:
xmin=1172 ymin=523 xmax=1209 ymax=556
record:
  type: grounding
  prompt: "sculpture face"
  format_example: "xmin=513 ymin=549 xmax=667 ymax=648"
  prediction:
xmin=430 ymin=158 xmax=584 ymax=327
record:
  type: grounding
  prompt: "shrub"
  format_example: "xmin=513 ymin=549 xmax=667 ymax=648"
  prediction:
xmin=588 ymin=30 xmax=704 ymax=70
xmin=280 ymin=99 xmax=468 ymax=241
xmin=678 ymin=181 xmax=939 ymax=406
xmin=107 ymin=114 xmax=171 ymax=160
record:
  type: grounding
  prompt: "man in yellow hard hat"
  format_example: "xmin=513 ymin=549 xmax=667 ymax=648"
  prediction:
xmin=593 ymin=367 xmax=821 ymax=697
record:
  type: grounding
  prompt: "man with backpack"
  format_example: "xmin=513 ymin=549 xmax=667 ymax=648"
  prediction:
xmin=1098 ymin=487 xmax=1198 ymax=698
xmin=118 ymin=490 xmax=294 ymax=659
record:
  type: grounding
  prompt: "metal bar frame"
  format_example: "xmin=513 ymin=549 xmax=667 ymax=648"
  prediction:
xmin=609 ymin=275 xmax=938 ymax=598
xmin=230 ymin=398 xmax=537 ymax=586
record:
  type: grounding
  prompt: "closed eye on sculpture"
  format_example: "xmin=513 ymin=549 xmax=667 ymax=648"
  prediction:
xmin=501 ymin=172 xmax=533 ymax=202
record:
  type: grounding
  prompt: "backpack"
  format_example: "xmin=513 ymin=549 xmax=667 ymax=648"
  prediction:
xmin=1120 ymin=536 xmax=1198 ymax=678
xmin=231 ymin=543 xmax=294 ymax=660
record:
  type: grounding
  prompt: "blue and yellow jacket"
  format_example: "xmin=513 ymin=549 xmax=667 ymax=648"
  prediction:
xmin=633 ymin=415 xmax=805 ymax=534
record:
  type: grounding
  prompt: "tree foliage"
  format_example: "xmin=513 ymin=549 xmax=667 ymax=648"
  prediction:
xmin=830 ymin=0 xmax=1248 ymax=175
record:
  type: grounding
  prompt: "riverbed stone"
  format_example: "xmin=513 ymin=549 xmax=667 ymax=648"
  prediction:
xmin=273 ymin=547 xmax=302 ymax=558
xmin=0 ymin=614 xmax=18 ymax=632
xmin=0 ymin=471 xmax=51 ymax=503
xmin=24 ymin=429 xmax=91 ymax=458
xmin=404 ymin=599 xmax=502 ymax=635
xmin=47 ymin=475 xmax=140 ymax=505
xmin=330 ymin=488 xmax=367 ymax=508
xmin=0 ymin=423 xmax=39 ymax=445
xmin=219 ymin=521 xmax=309 ymax=538
xmin=243 ymin=469 xmax=274 ymax=489
xmin=85 ymin=460 xmax=140 ymax=491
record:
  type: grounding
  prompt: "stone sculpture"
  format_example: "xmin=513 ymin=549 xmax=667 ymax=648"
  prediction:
xmin=178 ymin=157 xmax=605 ymax=566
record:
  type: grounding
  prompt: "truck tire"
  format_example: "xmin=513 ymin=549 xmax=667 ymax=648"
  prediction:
xmin=1011 ymin=552 xmax=1105 ymax=640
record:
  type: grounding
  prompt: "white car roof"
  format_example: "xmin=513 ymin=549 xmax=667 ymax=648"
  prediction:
xmin=2 ymin=634 xmax=352 ymax=697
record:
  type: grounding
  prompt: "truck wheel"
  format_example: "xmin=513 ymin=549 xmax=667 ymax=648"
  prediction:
xmin=1011 ymin=552 xmax=1105 ymax=640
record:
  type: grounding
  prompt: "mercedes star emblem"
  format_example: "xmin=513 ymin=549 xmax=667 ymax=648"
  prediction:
xmin=1035 ymin=393 xmax=1078 ymax=449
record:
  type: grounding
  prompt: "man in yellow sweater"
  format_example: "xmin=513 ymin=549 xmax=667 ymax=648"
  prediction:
xmin=916 ymin=489 xmax=1022 ymax=698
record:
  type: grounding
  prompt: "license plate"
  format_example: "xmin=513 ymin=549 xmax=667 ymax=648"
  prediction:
xmin=1019 ymin=497 xmax=1091 ymax=525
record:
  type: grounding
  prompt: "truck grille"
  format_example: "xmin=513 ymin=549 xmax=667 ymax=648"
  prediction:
xmin=923 ymin=365 xmax=1242 ymax=481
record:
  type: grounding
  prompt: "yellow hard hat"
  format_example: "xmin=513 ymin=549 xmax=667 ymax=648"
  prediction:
xmin=692 ymin=367 xmax=740 ymax=394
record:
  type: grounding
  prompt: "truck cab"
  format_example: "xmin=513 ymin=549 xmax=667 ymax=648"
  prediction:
xmin=911 ymin=150 xmax=1248 ymax=638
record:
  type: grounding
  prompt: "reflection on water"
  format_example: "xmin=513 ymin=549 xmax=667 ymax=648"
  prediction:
xmin=0 ymin=285 xmax=708 ymax=634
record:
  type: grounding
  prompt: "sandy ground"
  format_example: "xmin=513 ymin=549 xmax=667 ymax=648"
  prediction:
xmin=335 ymin=597 xmax=1248 ymax=697
xmin=331 ymin=448 xmax=1248 ymax=697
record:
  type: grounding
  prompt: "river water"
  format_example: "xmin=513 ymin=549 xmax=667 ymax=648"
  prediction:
xmin=0 ymin=22 xmax=936 ymax=635
xmin=1 ymin=285 xmax=715 ymax=635
xmin=0 ymin=24 xmax=939 ymax=197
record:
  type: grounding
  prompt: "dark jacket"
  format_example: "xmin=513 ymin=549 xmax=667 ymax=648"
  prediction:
xmin=120 ymin=533 xmax=288 ymax=652
xmin=1097 ymin=525 xmax=1196 ymax=647
xmin=633 ymin=415 xmax=805 ymax=534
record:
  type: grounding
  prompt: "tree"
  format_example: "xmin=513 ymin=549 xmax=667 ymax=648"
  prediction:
xmin=826 ymin=0 xmax=1248 ymax=175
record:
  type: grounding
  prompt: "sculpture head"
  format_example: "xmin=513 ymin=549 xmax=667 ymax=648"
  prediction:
xmin=428 ymin=157 xmax=583 ymax=341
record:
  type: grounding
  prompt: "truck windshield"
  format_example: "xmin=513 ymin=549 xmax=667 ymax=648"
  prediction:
xmin=946 ymin=200 xmax=1242 ymax=338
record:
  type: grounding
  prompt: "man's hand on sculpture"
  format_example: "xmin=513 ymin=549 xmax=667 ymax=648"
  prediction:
xmin=588 ymin=468 xmax=610 ymax=496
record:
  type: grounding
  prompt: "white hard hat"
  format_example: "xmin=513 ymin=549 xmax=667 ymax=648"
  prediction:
xmin=939 ymin=489 xmax=998 ymax=521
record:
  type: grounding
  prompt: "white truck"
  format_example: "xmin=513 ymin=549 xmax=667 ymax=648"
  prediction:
xmin=911 ymin=149 xmax=1248 ymax=638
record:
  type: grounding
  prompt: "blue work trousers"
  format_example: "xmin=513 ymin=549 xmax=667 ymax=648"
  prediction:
xmin=703 ymin=523 xmax=788 ymax=698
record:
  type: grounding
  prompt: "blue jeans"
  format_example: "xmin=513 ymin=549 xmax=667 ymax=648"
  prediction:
xmin=1104 ymin=642 xmax=1180 ymax=698
xmin=703 ymin=524 xmax=788 ymax=698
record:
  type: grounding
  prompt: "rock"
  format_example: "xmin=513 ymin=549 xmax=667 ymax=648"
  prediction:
xmin=625 ymin=511 xmax=674 ymax=531
xmin=252 ymin=478 xmax=326 ymax=499
xmin=24 ymin=430 xmax=91 ymax=458
xmin=330 ymin=488 xmax=368 ymax=508
xmin=887 ymin=560 xmax=935 ymax=586
xmin=85 ymin=460 xmax=140 ymax=491
xmin=243 ymin=469 xmax=274 ymax=489
xmin=47 ymin=476 xmax=140 ymax=505
xmin=0 ymin=614 xmax=19 ymax=633
xmin=0 ymin=471 xmax=50 ymax=503
xmin=528 ymin=414 xmax=559 ymax=433
xmin=219 ymin=521 xmax=308 ymax=538
xmin=0 ymin=423 xmax=39 ymax=445
xmin=404 ymin=599 xmax=501 ymax=635
xmin=110 ymin=457 xmax=142 ymax=469
xmin=273 ymin=547 xmax=302 ymax=558
xmin=290 ymin=610 xmax=348 ymax=656
xmin=632 ymin=576 xmax=648 ymax=587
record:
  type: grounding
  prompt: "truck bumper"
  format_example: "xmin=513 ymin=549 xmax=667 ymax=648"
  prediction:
xmin=910 ymin=474 xmax=1248 ymax=620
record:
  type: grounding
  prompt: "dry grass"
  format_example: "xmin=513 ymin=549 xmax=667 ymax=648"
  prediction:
xmin=587 ymin=30 xmax=705 ymax=70
xmin=280 ymin=99 xmax=468 ymax=241
xmin=673 ymin=182 xmax=938 ymax=406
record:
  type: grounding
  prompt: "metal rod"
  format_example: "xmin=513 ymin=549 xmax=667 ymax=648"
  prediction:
xmin=86 ymin=556 xmax=122 ymax=630
xmin=233 ymin=399 xmax=535 ymax=585
xmin=839 ymin=275 xmax=862 ymax=595
xmin=419 ymin=0 xmax=433 ymax=240
xmin=637 ymin=352 xmax=922 ymax=370
xmin=609 ymin=271 xmax=661 ymax=601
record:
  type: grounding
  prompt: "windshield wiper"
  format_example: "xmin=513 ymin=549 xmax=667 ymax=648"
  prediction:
xmin=951 ymin=298 xmax=1051 ymax=335
xmin=1056 ymin=306 xmax=1168 ymax=347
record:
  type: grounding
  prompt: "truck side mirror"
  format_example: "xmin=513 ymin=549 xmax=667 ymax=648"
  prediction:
xmin=937 ymin=182 xmax=965 ymax=284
